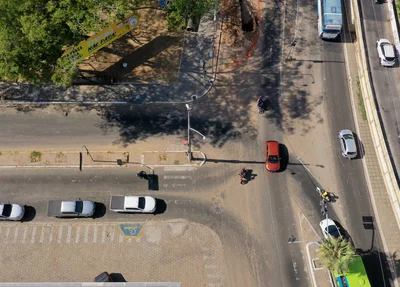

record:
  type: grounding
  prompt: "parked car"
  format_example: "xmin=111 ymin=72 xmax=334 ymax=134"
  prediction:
xmin=320 ymin=218 xmax=342 ymax=239
xmin=47 ymin=200 xmax=96 ymax=218
xmin=338 ymin=129 xmax=357 ymax=159
xmin=376 ymin=39 xmax=396 ymax=67
xmin=265 ymin=141 xmax=280 ymax=172
xmin=110 ymin=196 xmax=156 ymax=213
xmin=0 ymin=203 xmax=25 ymax=221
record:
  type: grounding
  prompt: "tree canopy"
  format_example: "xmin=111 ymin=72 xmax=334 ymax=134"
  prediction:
xmin=318 ymin=236 xmax=356 ymax=274
xmin=0 ymin=0 xmax=139 ymax=85
xmin=0 ymin=0 xmax=216 ymax=86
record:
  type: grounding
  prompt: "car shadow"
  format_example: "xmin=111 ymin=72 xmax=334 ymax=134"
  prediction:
xmin=333 ymin=220 xmax=352 ymax=243
xmin=110 ymin=273 xmax=127 ymax=282
xmin=279 ymin=143 xmax=289 ymax=172
xmin=353 ymin=132 xmax=365 ymax=160
xmin=93 ymin=202 xmax=107 ymax=218
xmin=21 ymin=205 xmax=36 ymax=222
xmin=153 ymin=198 xmax=167 ymax=215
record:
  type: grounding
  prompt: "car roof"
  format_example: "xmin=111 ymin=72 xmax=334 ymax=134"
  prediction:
xmin=125 ymin=196 xmax=140 ymax=208
xmin=382 ymin=44 xmax=395 ymax=57
xmin=266 ymin=141 xmax=279 ymax=154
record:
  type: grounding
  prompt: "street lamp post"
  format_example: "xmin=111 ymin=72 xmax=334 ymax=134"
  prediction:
xmin=186 ymin=104 xmax=206 ymax=161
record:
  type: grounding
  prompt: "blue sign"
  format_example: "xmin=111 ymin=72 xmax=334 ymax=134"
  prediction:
xmin=159 ymin=0 xmax=168 ymax=9
xmin=119 ymin=223 xmax=143 ymax=237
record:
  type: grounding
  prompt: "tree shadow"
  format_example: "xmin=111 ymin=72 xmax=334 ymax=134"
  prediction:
xmin=154 ymin=198 xmax=167 ymax=215
xmin=93 ymin=202 xmax=107 ymax=218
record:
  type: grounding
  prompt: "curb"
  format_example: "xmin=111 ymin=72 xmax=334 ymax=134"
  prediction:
xmin=141 ymin=150 xmax=207 ymax=167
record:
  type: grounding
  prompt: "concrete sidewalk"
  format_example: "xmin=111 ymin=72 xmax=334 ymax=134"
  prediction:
xmin=0 ymin=149 xmax=206 ymax=169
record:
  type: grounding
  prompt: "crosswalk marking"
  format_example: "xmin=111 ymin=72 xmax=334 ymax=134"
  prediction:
xmin=0 ymin=223 xmax=142 ymax=245
xmin=31 ymin=226 xmax=37 ymax=244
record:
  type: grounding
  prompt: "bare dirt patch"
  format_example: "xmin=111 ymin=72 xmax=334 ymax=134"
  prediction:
xmin=79 ymin=7 xmax=184 ymax=84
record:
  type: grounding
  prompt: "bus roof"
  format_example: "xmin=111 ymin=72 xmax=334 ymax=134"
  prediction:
xmin=334 ymin=256 xmax=372 ymax=287
xmin=323 ymin=0 xmax=342 ymax=26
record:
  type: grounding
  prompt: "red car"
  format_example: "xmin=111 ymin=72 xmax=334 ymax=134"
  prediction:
xmin=265 ymin=141 xmax=280 ymax=172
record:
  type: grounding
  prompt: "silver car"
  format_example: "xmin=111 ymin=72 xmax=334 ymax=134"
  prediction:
xmin=0 ymin=203 xmax=25 ymax=221
xmin=338 ymin=129 xmax=357 ymax=159
xmin=376 ymin=39 xmax=396 ymax=67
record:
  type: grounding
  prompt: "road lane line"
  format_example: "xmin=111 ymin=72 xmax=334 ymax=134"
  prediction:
xmin=75 ymin=226 xmax=81 ymax=243
xmin=30 ymin=226 xmax=37 ymax=244
xmin=119 ymin=233 xmax=123 ymax=243
xmin=66 ymin=225 xmax=72 ymax=243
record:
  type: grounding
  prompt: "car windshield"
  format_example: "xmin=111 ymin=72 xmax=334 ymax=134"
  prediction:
xmin=268 ymin=155 xmax=279 ymax=163
xmin=343 ymin=134 xmax=353 ymax=140
xmin=326 ymin=226 xmax=340 ymax=238
xmin=75 ymin=201 xmax=83 ymax=213
xmin=1 ymin=204 xmax=12 ymax=217
xmin=138 ymin=197 xmax=146 ymax=209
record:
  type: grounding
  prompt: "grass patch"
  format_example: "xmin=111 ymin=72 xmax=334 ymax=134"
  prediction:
xmin=357 ymin=79 xmax=367 ymax=121
xmin=30 ymin=151 xmax=42 ymax=162
xmin=174 ymin=160 xmax=180 ymax=165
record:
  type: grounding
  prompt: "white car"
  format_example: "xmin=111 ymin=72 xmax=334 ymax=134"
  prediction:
xmin=338 ymin=129 xmax=357 ymax=159
xmin=320 ymin=218 xmax=342 ymax=239
xmin=0 ymin=203 xmax=25 ymax=221
xmin=376 ymin=39 xmax=396 ymax=67
xmin=110 ymin=196 xmax=157 ymax=213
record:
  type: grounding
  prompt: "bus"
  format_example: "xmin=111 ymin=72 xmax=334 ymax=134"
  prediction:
xmin=317 ymin=0 xmax=343 ymax=40
xmin=334 ymin=255 xmax=372 ymax=287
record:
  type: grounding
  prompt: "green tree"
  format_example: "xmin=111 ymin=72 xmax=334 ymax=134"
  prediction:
xmin=318 ymin=236 xmax=356 ymax=274
xmin=0 ymin=0 xmax=140 ymax=85
xmin=166 ymin=0 xmax=216 ymax=31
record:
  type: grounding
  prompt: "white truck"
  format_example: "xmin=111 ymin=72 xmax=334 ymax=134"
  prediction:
xmin=109 ymin=196 xmax=156 ymax=213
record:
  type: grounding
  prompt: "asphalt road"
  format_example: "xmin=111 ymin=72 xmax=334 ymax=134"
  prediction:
xmin=361 ymin=0 xmax=400 ymax=186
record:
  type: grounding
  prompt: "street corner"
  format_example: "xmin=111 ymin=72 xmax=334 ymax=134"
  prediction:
xmin=141 ymin=150 xmax=206 ymax=167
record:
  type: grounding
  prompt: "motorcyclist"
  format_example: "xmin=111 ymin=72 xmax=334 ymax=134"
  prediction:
xmin=257 ymin=96 xmax=264 ymax=108
xmin=239 ymin=168 xmax=246 ymax=178
xmin=137 ymin=171 xmax=148 ymax=179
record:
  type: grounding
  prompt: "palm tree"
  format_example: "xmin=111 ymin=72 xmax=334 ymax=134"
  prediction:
xmin=318 ymin=236 xmax=356 ymax=274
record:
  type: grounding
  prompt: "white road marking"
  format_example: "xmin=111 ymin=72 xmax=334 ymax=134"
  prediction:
xmin=48 ymin=227 xmax=53 ymax=243
xmin=84 ymin=225 xmax=89 ymax=243
xmin=58 ymin=226 xmax=63 ymax=243
xmin=30 ymin=226 xmax=37 ymax=244
xmin=102 ymin=225 xmax=106 ymax=243
xmin=4 ymin=227 xmax=10 ymax=243
xmin=164 ymin=175 xmax=193 ymax=179
xmin=39 ymin=226 xmax=45 ymax=243
xmin=110 ymin=227 xmax=115 ymax=243
xmin=164 ymin=167 xmax=197 ymax=171
xmin=66 ymin=225 xmax=72 ymax=243
xmin=75 ymin=226 xmax=81 ymax=243
xmin=13 ymin=226 xmax=19 ymax=243
xmin=93 ymin=225 xmax=97 ymax=243
xmin=22 ymin=226 xmax=28 ymax=243
xmin=119 ymin=234 xmax=123 ymax=243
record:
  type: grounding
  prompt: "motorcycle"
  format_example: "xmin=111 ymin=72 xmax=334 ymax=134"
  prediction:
xmin=136 ymin=171 xmax=148 ymax=180
xmin=257 ymin=96 xmax=265 ymax=114
xmin=317 ymin=187 xmax=330 ymax=202
xmin=239 ymin=168 xmax=248 ymax=185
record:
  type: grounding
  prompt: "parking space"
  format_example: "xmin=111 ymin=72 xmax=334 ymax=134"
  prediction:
xmin=0 ymin=221 xmax=225 ymax=286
